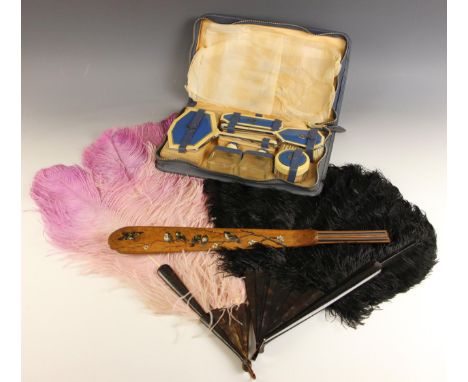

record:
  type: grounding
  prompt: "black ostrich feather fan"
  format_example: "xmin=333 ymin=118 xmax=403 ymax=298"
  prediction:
xmin=204 ymin=164 xmax=437 ymax=328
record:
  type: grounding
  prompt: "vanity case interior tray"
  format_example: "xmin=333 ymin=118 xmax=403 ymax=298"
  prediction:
xmin=156 ymin=14 xmax=350 ymax=196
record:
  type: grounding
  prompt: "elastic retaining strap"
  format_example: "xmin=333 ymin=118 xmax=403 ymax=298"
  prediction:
xmin=227 ymin=112 xmax=241 ymax=133
xmin=287 ymin=149 xmax=304 ymax=182
xmin=178 ymin=109 xmax=205 ymax=153
xmin=271 ymin=119 xmax=281 ymax=131
xmin=214 ymin=145 xmax=242 ymax=156
xmin=305 ymin=129 xmax=319 ymax=158
xmin=245 ymin=150 xmax=273 ymax=158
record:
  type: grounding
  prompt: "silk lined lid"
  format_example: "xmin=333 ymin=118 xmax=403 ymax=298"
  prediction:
xmin=186 ymin=19 xmax=347 ymax=125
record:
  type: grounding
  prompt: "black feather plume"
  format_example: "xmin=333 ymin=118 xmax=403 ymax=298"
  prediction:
xmin=204 ymin=164 xmax=437 ymax=327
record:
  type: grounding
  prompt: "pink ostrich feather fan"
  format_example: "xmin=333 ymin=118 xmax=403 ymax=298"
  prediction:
xmin=30 ymin=115 xmax=246 ymax=318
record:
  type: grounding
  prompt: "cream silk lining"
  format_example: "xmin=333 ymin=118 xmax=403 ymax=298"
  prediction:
xmin=186 ymin=20 xmax=347 ymax=124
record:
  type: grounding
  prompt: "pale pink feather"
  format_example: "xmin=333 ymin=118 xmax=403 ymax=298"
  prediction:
xmin=131 ymin=115 xmax=177 ymax=147
xmin=31 ymin=116 xmax=245 ymax=318
xmin=82 ymin=127 xmax=148 ymax=188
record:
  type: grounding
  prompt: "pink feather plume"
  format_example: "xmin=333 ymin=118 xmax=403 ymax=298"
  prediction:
xmin=31 ymin=117 xmax=246 ymax=318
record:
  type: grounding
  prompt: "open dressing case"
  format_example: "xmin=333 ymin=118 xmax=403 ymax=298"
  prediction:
xmin=156 ymin=14 xmax=350 ymax=195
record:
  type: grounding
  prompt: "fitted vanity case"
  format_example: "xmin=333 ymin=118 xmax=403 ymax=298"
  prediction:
xmin=156 ymin=14 xmax=350 ymax=196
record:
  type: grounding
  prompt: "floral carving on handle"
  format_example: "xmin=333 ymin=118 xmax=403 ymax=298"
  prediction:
xmin=118 ymin=231 xmax=143 ymax=241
